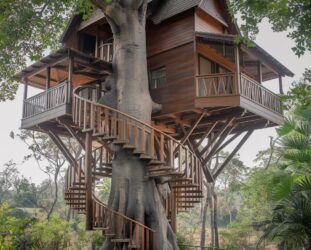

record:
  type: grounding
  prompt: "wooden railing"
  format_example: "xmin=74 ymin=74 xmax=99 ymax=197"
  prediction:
xmin=98 ymin=42 xmax=113 ymax=63
xmin=72 ymin=87 xmax=203 ymax=209
xmin=240 ymin=74 xmax=282 ymax=114
xmin=73 ymin=88 xmax=203 ymax=194
xmin=196 ymin=73 xmax=237 ymax=97
xmin=22 ymin=81 xmax=68 ymax=119
xmin=64 ymin=145 xmax=156 ymax=249
xmin=195 ymin=73 xmax=282 ymax=115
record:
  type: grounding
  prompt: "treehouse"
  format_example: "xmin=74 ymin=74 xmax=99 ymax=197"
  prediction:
xmin=15 ymin=0 xmax=293 ymax=249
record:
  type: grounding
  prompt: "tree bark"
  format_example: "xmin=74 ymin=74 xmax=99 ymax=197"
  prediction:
xmin=90 ymin=1 xmax=177 ymax=249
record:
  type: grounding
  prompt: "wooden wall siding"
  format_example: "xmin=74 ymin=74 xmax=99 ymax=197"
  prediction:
xmin=146 ymin=11 xmax=195 ymax=57
xmin=149 ymin=43 xmax=196 ymax=115
xmin=64 ymin=29 xmax=80 ymax=50
xmin=195 ymin=10 xmax=225 ymax=34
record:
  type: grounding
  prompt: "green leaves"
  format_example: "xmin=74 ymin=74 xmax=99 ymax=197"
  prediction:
xmin=0 ymin=0 xmax=94 ymax=102
xmin=229 ymin=0 xmax=311 ymax=56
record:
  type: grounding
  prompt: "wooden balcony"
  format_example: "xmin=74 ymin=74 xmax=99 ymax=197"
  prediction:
xmin=16 ymin=48 xmax=113 ymax=130
xmin=98 ymin=42 xmax=113 ymax=63
xmin=21 ymin=81 xmax=71 ymax=129
xmin=195 ymin=73 xmax=283 ymax=124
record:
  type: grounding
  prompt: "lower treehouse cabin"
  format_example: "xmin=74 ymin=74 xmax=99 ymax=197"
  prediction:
xmin=15 ymin=0 xmax=293 ymax=248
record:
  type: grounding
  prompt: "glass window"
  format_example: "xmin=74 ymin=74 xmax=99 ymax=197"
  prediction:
xmin=149 ymin=67 xmax=166 ymax=89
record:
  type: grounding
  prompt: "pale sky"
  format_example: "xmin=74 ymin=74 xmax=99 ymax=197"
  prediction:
xmin=0 ymin=21 xmax=310 ymax=184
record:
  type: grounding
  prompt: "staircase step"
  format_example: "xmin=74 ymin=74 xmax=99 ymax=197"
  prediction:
xmin=111 ymin=238 xmax=131 ymax=243
xmin=148 ymin=160 xmax=165 ymax=166
xmin=172 ymin=184 xmax=200 ymax=188
xmin=93 ymin=227 xmax=109 ymax=230
xmin=66 ymin=202 xmax=86 ymax=206
xmin=105 ymin=233 xmax=116 ymax=237
xmin=69 ymin=187 xmax=86 ymax=191
xmin=82 ymin=128 xmax=93 ymax=133
xmin=92 ymin=172 xmax=112 ymax=177
xmin=133 ymin=150 xmax=145 ymax=155
xmin=72 ymin=182 xmax=86 ymax=186
xmin=149 ymin=166 xmax=172 ymax=172
xmin=123 ymin=144 xmax=136 ymax=149
xmin=113 ymin=140 xmax=127 ymax=145
xmin=128 ymin=245 xmax=140 ymax=249
xmin=139 ymin=154 xmax=153 ymax=160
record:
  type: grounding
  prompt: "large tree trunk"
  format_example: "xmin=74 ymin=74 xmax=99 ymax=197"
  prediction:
xmin=91 ymin=1 xmax=178 ymax=249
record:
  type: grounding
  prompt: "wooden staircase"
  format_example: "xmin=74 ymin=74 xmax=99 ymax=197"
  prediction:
xmin=64 ymin=145 xmax=156 ymax=249
xmin=72 ymin=87 xmax=204 ymax=210
xmin=63 ymin=87 xmax=205 ymax=249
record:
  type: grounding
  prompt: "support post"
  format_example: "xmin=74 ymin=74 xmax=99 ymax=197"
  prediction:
xmin=279 ymin=75 xmax=284 ymax=94
xmin=85 ymin=131 xmax=93 ymax=230
xmin=213 ymin=130 xmax=253 ymax=179
xmin=68 ymin=56 xmax=74 ymax=103
xmin=257 ymin=61 xmax=262 ymax=84
xmin=22 ymin=78 xmax=28 ymax=118
xmin=170 ymin=190 xmax=177 ymax=233
xmin=46 ymin=67 xmax=51 ymax=108
xmin=234 ymin=45 xmax=241 ymax=92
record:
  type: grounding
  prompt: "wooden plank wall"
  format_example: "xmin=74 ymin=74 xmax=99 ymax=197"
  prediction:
xmin=195 ymin=9 xmax=225 ymax=34
xmin=146 ymin=11 xmax=195 ymax=57
xmin=148 ymin=42 xmax=196 ymax=115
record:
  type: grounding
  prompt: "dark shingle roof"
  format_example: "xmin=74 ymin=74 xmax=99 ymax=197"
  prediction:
xmin=151 ymin=0 xmax=201 ymax=24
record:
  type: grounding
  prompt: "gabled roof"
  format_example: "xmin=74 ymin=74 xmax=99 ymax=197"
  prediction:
xmin=151 ymin=0 xmax=201 ymax=24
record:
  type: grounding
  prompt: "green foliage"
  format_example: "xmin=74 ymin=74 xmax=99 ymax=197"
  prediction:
xmin=229 ymin=0 xmax=311 ymax=56
xmin=0 ymin=203 xmax=34 ymax=250
xmin=220 ymin=221 xmax=251 ymax=250
xmin=0 ymin=0 xmax=94 ymax=102
xmin=28 ymin=214 xmax=70 ymax=250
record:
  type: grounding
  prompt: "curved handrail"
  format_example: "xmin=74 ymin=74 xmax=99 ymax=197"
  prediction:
xmin=64 ymin=145 xmax=156 ymax=249
xmin=72 ymin=87 xmax=203 ymax=180
xmin=73 ymin=86 xmax=187 ymax=146
xmin=71 ymin=86 xmax=203 ymax=212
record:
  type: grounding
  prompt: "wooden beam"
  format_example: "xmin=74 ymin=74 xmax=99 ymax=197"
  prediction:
xmin=213 ymin=130 xmax=253 ymax=179
xmin=46 ymin=67 xmax=51 ymax=108
xmin=59 ymin=119 xmax=85 ymax=150
xmin=201 ymin=121 xmax=235 ymax=166
xmin=85 ymin=131 xmax=93 ymax=231
xmin=235 ymin=45 xmax=241 ymax=89
xmin=213 ymin=132 xmax=241 ymax=155
xmin=279 ymin=75 xmax=284 ymax=94
xmin=257 ymin=61 xmax=262 ymax=84
xmin=47 ymin=130 xmax=76 ymax=164
xmin=199 ymin=118 xmax=235 ymax=158
xmin=167 ymin=114 xmax=191 ymax=127
xmin=194 ymin=121 xmax=218 ymax=148
xmin=68 ymin=56 xmax=74 ymax=103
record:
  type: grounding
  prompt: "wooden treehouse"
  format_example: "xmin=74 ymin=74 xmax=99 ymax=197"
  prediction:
xmin=15 ymin=0 xmax=293 ymax=249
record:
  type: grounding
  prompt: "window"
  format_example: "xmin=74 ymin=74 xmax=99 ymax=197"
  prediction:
xmin=81 ymin=33 xmax=96 ymax=56
xmin=199 ymin=56 xmax=229 ymax=75
xmin=149 ymin=67 xmax=166 ymax=89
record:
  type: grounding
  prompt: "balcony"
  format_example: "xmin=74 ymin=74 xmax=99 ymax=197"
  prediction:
xmin=16 ymin=48 xmax=112 ymax=130
xmin=195 ymin=73 xmax=283 ymax=124
xmin=98 ymin=42 xmax=113 ymax=63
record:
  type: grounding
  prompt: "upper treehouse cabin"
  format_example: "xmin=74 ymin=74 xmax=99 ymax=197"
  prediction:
xmin=15 ymin=0 xmax=293 ymax=139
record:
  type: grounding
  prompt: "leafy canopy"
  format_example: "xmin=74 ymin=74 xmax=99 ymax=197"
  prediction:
xmin=229 ymin=0 xmax=311 ymax=56
xmin=0 ymin=0 xmax=93 ymax=102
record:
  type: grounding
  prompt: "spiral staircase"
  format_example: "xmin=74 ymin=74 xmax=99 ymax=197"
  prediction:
xmin=63 ymin=87 xmax=205 ymax=249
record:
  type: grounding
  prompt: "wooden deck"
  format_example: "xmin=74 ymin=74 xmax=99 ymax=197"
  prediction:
xmin=194 ymin=72 xmax=283 ymax=124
